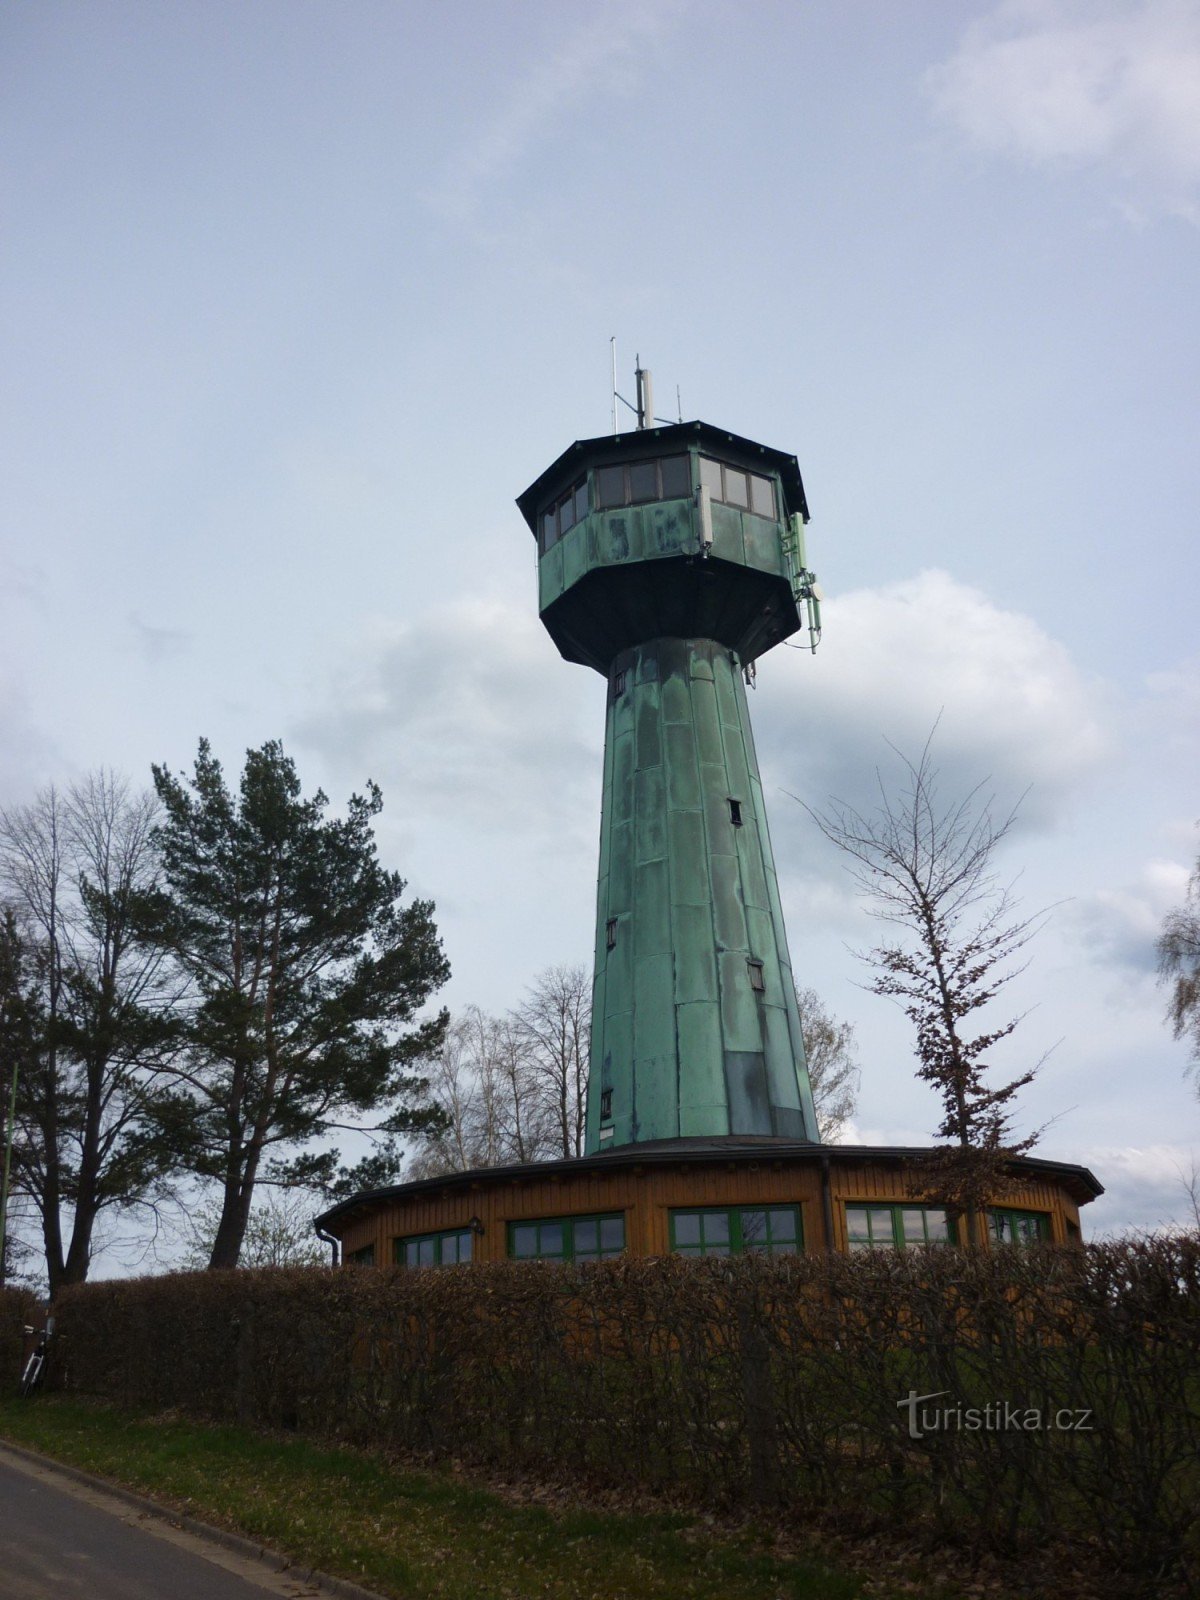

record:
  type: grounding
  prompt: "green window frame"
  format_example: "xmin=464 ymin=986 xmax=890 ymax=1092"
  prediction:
xmin=508 ymin=1212 xmax=625 ymax=1262
xmin=845 ymin=1204 xmax=955 ymax=1251
xmin=347 ymin=1243 xmax=375 ymax=1265
xmin=394 ymin=1227 xmax=474 ymax=1269
xmin=669 ymin=1205 xmax=801 ymax=1257
xmin=989 ymin=1208 xmax=1051 ymax=1245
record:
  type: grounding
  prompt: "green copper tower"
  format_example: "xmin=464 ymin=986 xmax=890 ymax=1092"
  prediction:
xmin=518 ymin=395 xmax=823 ymax=1155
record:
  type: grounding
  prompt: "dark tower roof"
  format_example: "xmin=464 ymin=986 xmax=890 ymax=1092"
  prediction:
xmin=516 ymin=419 xmax=810 ymax=532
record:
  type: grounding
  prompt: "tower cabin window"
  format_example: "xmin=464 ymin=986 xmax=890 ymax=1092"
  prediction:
xmin=729 ymin=798 xmax=743 ymax=826
xmin=698 ymin=456 xmax=777 ymax=519
xmin=747 ymin=959 xmax=765 ymax=992
xmin=540 ymin=477 xmax=589 ymax=552
xmin=594 ymin=454 xmax=690 ymax=510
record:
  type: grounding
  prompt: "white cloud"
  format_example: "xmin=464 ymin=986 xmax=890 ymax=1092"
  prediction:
xmin=296 ymin=595 xmax=600 ymax=835
xmin=758 ymin=568 xmax=1112 ymax=838
xmin=1070 ymin=855 xmax=1191 ymax=971
xmin=1064 ymin=1141 xmax=1200 ymax=1232
xmin=926 ymin=0 xmax=1200 ymax=220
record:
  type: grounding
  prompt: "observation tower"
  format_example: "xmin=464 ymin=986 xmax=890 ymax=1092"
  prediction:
xmin=516 ymin=370 xmax=825 ymax=1154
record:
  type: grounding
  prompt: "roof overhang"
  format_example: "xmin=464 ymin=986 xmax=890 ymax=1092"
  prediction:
xmin=314 ymin=1136 xmax=1104 ymax=1235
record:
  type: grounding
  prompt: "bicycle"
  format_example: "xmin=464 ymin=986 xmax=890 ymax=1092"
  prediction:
xmin=19 ymin=1315 xmax=53 ymax=1397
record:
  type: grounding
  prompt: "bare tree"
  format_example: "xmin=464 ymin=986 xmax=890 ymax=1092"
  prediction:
xmin=0 ymin=775 xmax=185 ymax=1294
xmin=406 ymin=1004 xmax=555 ymax=1179
xmin=1157 ymin=839 xmax=1200 ymax=1091
xmin=513 ymin=964 xmax=590 ymax=1159
xmin=806 ymin=730 xmax=1045 ymax=1240
xmin=796 ymin=985 xmax=860 ymax=1142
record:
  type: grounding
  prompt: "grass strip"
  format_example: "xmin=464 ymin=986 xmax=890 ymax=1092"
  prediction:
xmin=0 ymin=1396 xmax=930 ymax=1600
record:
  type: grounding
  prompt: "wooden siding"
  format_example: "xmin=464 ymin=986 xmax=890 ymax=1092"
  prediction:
xmin=335 ymin=1153 xmax=1084 ymax=1263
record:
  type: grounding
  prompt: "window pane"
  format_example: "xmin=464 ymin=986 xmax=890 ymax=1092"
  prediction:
xmin=628 ymin=460 xmax=657 ymax=502
xmin=539 ymin=1222 xmax=564 ymax=1257
xmin=845 ymin=1207 xmax=871 ymax=1242
xmin=574 ymin=480 xmax=589 ymax=521
xmin=441 ymin=1234 xmax=458 ymax=1265
xmin=458 ymin=1232 xmax=473 ymax=1262
xmin=574 ymin=1219 xmax=599 ymax=1256
xmin=405 ymin=1241 xmax=420 ymax=1267
xmin=659 ymin=456 xmax=690 ymax=498
xmin=417 ymin=1238 xmax=435 ymax=1267
xmin=741 ymin=1210 xmax=768 ymax=1246
xmin=512 ymin=1224 xmax=538 ymax=1258
xmin=772 ymin=1238 xmax=798 ymax=1255
xmin=768 ymin=1208 xmax=796 ymax=1241
xmin=596 ymin=465 xmax=625 ymax=508
xmin=599 ymin=1216 xmax=624 ymax=1252
xmin=673 ymin=1213 xmax=701 ymax=1247
xmin=705 ymin=1243 xmax=730 ymax=1257
xmin=868 ymin=1208 xmax=893 ymax=1242
xmin=901 ymin=1209 xmax=928 ymax=1243
xmin=699 ymin=457 xmax=722 ymax=497
xmin=724 ymin=468 xmax=749 ymax=508
xmin=702 ymin=1212 xmax=730 ymax=1246
xmin=541 ymin=509 xmax=557 ymax=548
xmin=559 ymin=494 xmax=575 ymax=533
xmin=924 ymin=1211 xmax=950 ymax=1242
xmin=749 ymin=474 xmax=775 ymax=518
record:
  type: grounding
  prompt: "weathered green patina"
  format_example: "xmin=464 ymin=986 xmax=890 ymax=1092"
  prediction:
xmin=517 ymin=421 xmax=820 ymax=1152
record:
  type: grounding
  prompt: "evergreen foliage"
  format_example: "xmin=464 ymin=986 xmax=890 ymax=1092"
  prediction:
xmin=138 ymin=739 xmax=449 ymax=1268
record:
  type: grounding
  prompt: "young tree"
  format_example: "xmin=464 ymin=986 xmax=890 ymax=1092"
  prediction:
xmin=807 ymin=731 xmax=1045 ymax=1238
xmin=512 ymin=964 xmax=590 ymax=1159
xmin=796 ymin=985 xmax=860 ymax=1142
xmin=0 ymin=777 xmax=184 ymax=1294
xmin=1157 ymin=841 xmax=1200 ymax=1091
xmin=140 ymin=739 xmax=450 ymax=1269
xmin=179 ymin=1186 xmax=326 ymax=1270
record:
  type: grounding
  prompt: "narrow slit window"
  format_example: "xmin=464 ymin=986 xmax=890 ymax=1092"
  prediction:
xmin=600 ymin=1088 xmax=613 ymax=1121
xmin=747 ymin=959 xmax=765 ymax=993
xmin=613 ymin=669 xmax=626 ymax=695
xmin=606 ymin=917 xmax=618 ymax=950
xmin=728 ymin=798 xmax=743 ymax=826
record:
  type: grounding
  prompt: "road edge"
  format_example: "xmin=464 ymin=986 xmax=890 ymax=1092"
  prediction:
xmin=0 ymin=1436 xmax=393 ymax=1600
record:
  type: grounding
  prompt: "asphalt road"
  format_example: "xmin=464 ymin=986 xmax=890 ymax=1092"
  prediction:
xmin=0 ymin=1448 xmax=332 ymax=1600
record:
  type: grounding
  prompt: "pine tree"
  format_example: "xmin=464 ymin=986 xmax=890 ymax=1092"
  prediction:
xmin=140 ymin=740 xmax=449 ymax=1268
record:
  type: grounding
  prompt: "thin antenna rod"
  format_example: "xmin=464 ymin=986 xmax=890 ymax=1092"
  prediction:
xmin=676 ymin=384 xmax=682 ymax=423
xmin=610 ymin=337 xmax=618 ymax=437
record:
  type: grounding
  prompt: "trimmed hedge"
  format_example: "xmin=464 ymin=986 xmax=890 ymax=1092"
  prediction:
xmin=51 ymin=1238 xmax=1200 ymax=1596
xmin=1 ymin=1285 xmax=40 ymax=1387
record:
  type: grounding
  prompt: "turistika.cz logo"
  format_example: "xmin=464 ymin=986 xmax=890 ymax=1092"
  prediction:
xmin=897 ymin=1390 xmax=1094 ymax=1441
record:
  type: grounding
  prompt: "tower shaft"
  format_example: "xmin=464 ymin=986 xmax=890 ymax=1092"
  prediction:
xmin=587 ymin=636 xmax=818 ymax=1152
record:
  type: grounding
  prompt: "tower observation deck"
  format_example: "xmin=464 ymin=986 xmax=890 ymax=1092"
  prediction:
xmin=518 ymin=415 xmax=823 ymax=1156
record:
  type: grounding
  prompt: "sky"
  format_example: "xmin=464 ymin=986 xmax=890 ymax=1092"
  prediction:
xmin=2 ymin=0 xmax=1198 ymax=1248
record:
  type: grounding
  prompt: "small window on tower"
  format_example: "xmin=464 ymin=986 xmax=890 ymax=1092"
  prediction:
xmin=606 ymin=917 xmax=618 ymax=950
xmin=574 ymin=479 xmax=589 ymax=522
xmin=749 ymin=474 xmax=775 ymax=519
xmin=559 ymin=492 xmax=576 ymax=534
xmin=596 ymin=464 xmax=625 ymax=509
xmin=628 ymin=460 xmax=658 ymax=502
xmin=541 ymin=508 xmax=558 ymax=550
xmin=724 ymin=468 xmax=749 ymax=509
xmin=728 ymin=798 xmax=743 ymax=826
xmin=659 ymin=455 xmax=691 ymax=498
xmin=613 ymin=670 xmax=626 ymax=695
xmin=600 ymin=1088 xmax=613 ymax=1121
xmin=747 ymin=959 xmax=765 ymax=993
